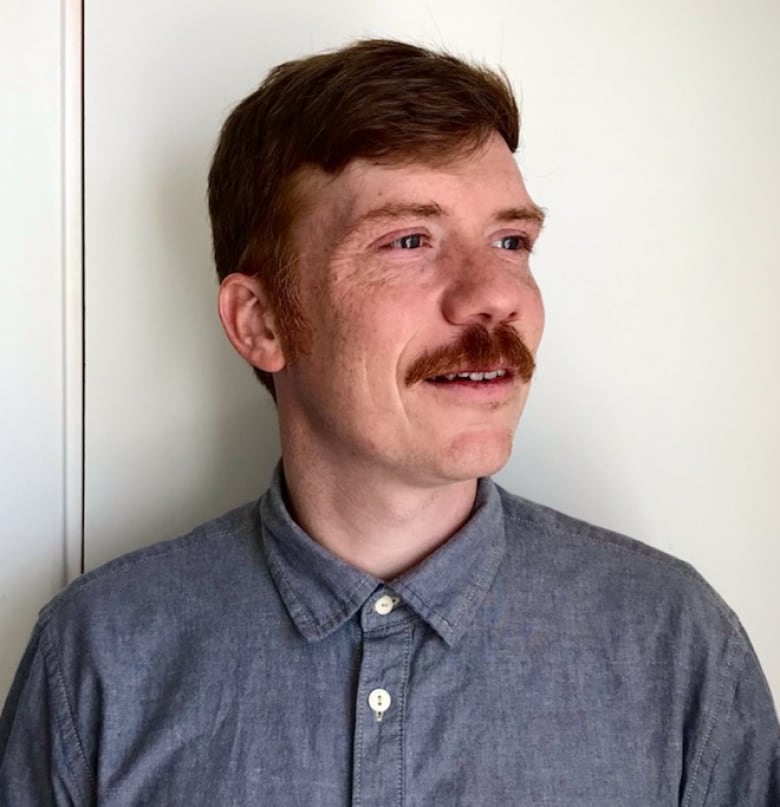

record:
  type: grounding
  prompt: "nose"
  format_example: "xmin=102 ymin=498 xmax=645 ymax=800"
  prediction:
xmin=439 ymin=251 xmax=539 ymax=328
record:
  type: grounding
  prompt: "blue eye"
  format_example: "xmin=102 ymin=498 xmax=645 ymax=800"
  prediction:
xmin=390 ymin=234 xmax=424 ymax=249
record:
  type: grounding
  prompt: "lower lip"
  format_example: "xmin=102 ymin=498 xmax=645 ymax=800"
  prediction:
xmin=423 ymin=375 xmax=517 ymax=400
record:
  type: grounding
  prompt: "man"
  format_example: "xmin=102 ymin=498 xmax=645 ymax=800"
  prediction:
xmin=1 ymin=39 xmax=778 ymax=805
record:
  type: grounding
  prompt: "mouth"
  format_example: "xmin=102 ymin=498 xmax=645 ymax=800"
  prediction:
xmin=426 ymin=368 xmax=512 ymax=384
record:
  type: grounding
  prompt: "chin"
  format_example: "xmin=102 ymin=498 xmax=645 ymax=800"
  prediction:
xmin=436 ymin=429 xmax=515 ymax=482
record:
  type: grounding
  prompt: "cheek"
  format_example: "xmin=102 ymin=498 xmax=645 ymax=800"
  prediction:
xmin=523 ymin=282 xmax=545 ymax=348
xmin=329 ymin=277 xmax=423 ymax=338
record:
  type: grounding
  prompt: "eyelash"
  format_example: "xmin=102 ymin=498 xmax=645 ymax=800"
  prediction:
xmin=388 ymin=234 xmax=427 ymax=249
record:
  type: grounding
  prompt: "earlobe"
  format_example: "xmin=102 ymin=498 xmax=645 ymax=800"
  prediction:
xmin=218 ymin=274 xmax=287 ymax=372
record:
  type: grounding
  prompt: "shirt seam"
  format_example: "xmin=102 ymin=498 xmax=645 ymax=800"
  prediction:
xmin=681 ymin=629 xmax=745 ymax=807
xmin=352 ymin=636 xmax=370 ymax=806
xmin=396 ymin=623 xmax=412 ymax=806
xmin=40 ymin=621 xmax=95 ymax=799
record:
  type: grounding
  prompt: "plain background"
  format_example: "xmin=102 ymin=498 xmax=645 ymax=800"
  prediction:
xmin=2 ymin=0 xmax=778 ymax=711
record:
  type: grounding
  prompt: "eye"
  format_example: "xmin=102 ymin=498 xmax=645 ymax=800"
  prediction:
xmin=491 ymin=235 xmax=532 ymax=252
xmin=388 ymin=234 xmax=425 ymax=249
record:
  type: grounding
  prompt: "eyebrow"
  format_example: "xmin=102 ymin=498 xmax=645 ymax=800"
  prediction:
xmin=495 ymin=205 xmax=547 ymax=228
xmin=341 ymin=200 xmax=546 ymax=242
xmin=348 ymin=202 xmax=445 ymax=230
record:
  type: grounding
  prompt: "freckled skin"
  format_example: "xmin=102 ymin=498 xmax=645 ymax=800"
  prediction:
xmin=274 ymin=134 xmax=545 ymax=494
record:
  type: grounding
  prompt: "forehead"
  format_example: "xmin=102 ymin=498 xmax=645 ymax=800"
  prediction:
xmin=290 ymin=134 xmax=538 ymax=246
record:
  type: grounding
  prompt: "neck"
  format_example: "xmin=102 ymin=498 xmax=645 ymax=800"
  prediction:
xmin=279 ymin=445 xmax=478 ymax=581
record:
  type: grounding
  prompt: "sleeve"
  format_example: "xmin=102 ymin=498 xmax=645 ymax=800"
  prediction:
xmin=691 ymin=638 xmax=780 ymax=807
xmin=0 ymin=623 xmax=93 ymax=806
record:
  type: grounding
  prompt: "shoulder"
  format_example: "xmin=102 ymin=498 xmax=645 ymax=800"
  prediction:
xmin=38 ymin=500 xmax=266 ymax=633
xmin=29 ymin=498 xmax=281 ymax=735
xmin=495 ymin=484 xmax=746 ymax=646
xmin=495 ymin=485 xmax=780 ymax=799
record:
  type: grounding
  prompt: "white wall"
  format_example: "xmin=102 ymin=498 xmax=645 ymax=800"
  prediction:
xmin=0 ymin=0 xmax=80 ymax=698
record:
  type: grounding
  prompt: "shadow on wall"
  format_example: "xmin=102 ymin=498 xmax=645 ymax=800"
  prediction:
xmin=84 ymin=144 xmax=281 ymax=570
xmin=158 ymin=147 xmax=283 ymax=535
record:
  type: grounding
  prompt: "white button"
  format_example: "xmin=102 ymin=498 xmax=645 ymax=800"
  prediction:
xmin=374 ymin=594 xmax=398 ymax=615
xmin=368 ymin=688 xmax=392 ymax=721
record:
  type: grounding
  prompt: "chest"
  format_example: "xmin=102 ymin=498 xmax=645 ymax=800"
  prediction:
xmin=92 ymin=607 xmax=685 ymax=806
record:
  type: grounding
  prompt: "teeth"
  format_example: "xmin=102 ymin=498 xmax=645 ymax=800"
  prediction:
xmin=455 ymin=369 xmax=507 ymax=381
xmin=434 ymin=369 xmax=508 ymax=382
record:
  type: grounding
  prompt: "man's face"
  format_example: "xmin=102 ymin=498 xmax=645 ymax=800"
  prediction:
xmin=274 ymin=133 xmax=545 ymax=489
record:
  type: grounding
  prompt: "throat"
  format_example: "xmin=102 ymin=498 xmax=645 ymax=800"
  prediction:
xmin=283 ymin=460 xmax=478 ymax=579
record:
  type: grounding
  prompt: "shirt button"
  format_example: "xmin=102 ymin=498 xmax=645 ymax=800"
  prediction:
xmin=374 ymin=594 xmax=398 ymax=615
xmin=368 ymin=688 xmax=392 ymax=721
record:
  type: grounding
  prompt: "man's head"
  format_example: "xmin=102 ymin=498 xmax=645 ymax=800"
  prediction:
xmin=211 ymin=39 xmax=544 ymax=487
xmin=208 ymin=39 xmax=522 ymax=397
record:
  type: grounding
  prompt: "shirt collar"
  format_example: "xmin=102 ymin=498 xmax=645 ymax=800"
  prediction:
xmin=259 ymin=465 xmax=506 ymax=647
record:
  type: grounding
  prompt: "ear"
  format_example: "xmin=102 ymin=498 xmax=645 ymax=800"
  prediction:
xmin=217 ymin=273 xmax=287 ymax=372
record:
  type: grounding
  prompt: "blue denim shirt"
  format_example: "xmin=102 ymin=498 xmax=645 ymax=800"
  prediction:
xmin=1 ymin=471 xmax=778 ymax=805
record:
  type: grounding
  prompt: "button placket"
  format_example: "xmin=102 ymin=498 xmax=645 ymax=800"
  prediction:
xmin=351 ymin=598 xmax=412 ymax=806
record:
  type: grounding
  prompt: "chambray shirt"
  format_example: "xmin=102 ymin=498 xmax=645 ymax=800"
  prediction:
xmin=1 ymin=471 xmax=778 ymax=806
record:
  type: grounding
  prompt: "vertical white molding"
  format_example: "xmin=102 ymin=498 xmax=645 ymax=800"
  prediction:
xmin=62 ymin=0 xmax=83 ymax=583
